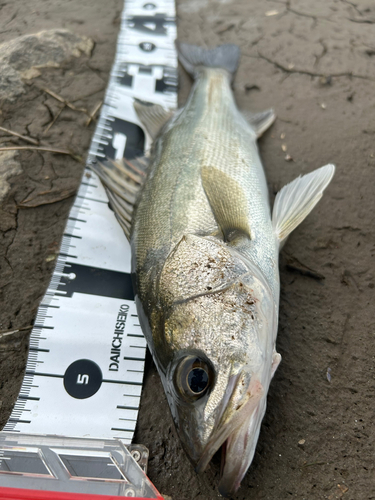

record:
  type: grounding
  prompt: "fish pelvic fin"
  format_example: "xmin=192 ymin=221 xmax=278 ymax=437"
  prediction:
xmin=272 ymin=164 xmax=335 ymax=246
xmin=201 ymin=166 xmax=252 ymax=242
xmin=177 ymin=42 xmax=240 ymax=79
xmin=133 ymin=100 xmax=174 ymax=140
xmin=242 ymin=109 xmax=276 ymax=138
xmin=90 ymin=156 xmax=149 ymax=240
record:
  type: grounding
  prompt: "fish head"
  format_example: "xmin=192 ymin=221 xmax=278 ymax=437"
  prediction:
xmin=152 ymin=235 xmax=280 ymax=496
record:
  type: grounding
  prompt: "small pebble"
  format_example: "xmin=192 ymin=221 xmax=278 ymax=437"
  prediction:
xmin=319 ymin=75 xmax=332 ymax=86
xmin=338 ymin=484 xmax=349 ymax=494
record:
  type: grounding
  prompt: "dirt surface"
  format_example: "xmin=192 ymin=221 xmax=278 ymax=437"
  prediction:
xmin=1 ymin=1 xmax=375 ymax=499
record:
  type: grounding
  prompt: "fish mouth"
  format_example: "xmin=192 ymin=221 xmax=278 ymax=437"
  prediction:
xmin=196 ymin=376 xmax=265 ymax=497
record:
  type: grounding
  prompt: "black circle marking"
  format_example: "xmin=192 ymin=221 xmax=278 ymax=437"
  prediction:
xmin=143 ymin=2 xmax=156 ymax=9
xmin=64 ymin=359 xmax=102 ymax=399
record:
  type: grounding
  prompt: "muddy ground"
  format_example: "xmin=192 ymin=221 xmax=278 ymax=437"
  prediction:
xmin=1 ymin=0 xmax=375 ymax=499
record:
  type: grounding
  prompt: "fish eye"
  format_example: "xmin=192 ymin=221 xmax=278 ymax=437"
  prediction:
xmin=187 ymin=367 xmax=209 ymax=394
xmin=174 ymin=356 xmax=214 ymax=401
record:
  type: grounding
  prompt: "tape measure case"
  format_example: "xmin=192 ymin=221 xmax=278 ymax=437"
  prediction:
xmin=0 ymin=432 xmax=163 ymax=499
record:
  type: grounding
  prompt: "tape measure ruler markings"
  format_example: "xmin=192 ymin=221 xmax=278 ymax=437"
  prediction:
xmin=4 ymin=0 xmax=177 ymax=445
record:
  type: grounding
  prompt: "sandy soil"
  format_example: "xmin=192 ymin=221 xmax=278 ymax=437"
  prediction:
xmin=1 ymin=1 xmax=375 ymax=499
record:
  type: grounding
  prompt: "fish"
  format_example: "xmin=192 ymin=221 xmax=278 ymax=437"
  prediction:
xmin=92 ymin=43 xmax=335 ymax=496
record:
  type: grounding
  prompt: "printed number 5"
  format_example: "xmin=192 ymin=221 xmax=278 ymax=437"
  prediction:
xmin=77 ymin=374 xmax=89 ymax=385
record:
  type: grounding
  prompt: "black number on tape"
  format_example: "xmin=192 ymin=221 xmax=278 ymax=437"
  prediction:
xmin=99 ymin=119 xmax=145 ymax=161
xmin=118 ymin=67 xmax=133 ymax=87
xmin=58 ymin=263 xmax=134 ymax=300
xmin=64 ymin=359 xmax=103 ymax=399
xmin=155 ymin=67 xmax=178 ymax=94
xmin=127 ymin=14 xmax=173 ymax=36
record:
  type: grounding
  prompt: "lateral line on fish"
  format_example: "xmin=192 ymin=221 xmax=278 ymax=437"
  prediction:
xmin=171 ymin=271 xmax=254 ymax=306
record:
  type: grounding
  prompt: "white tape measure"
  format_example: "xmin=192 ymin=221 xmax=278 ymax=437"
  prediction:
xmin=4 ymin=0 xmax=177 ymax=443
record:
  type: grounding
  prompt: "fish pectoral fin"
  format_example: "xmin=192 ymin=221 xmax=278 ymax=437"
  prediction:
xmin=90 ymin=156 xmax=149 ymax=240
xmin=133 ymin=100 xmax=174 ymax=140
xmin=272 ymin=164 xmax=335 ymax=246
xmin=243 ymin=109 xmax=276 ymax=138
xmin=201 ymin=166 xmax=251 ymax=241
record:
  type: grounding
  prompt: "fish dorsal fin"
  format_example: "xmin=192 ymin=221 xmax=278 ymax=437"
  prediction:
xmin=90 ymin=156 xmax=149 ymax=240
xmin=242 ymin=108 xmax=276 ymax=138
xmin=201 ymin=166 xmax=251 ymax=241
xmin=272 ymin=164 xmax=335 ymax=245
xmin=133 ymin=100 xmax=174 ymax=139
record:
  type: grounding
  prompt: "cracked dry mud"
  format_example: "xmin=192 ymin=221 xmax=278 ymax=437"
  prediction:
xmin=0 ymin=1 xmax=374 ymax=499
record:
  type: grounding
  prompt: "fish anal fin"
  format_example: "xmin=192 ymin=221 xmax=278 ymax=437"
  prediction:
xmin=243 ymin=108 xmax=276 ymax=138
xmin=272 ymin=164 xmax=335 ymax=246
xmin=201 ymin=167 xmax=251 ymax=241
xmin=133 ymin=100 xmax=174 ymax=140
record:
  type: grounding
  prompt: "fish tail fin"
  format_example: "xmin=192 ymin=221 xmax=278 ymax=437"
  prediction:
xmin=177 ymin=42 xmax=240 ymax=79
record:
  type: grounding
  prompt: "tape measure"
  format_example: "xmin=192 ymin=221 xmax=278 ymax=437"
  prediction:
xmin=3 ymin=0 xmax=177 ymax=444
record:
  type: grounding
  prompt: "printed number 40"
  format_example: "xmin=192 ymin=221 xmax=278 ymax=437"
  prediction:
xmin=77 ymin=374 xmax=89 ymax=385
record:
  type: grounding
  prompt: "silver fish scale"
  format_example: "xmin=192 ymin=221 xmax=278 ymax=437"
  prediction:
xmin=165 ymin=287 xmax=262 ymax=364
xmin=133 ymin=67 xmax=279 ymax=306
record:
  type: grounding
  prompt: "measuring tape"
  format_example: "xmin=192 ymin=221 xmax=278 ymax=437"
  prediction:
xmin=3 ymin=0 xmax=177 ymax=444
